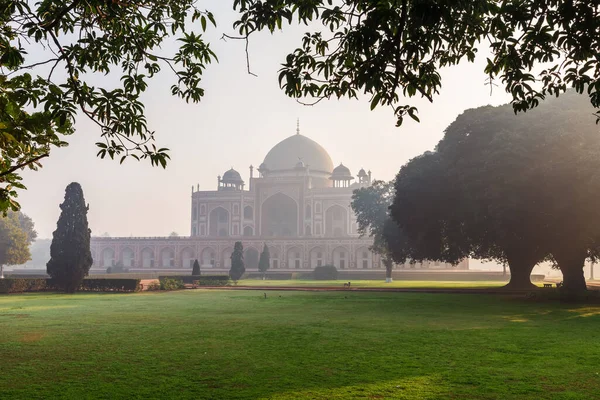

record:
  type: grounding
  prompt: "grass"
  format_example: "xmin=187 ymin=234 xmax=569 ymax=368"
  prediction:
xmin=1 ymin=290 xmax=599 ymax=399
xmin=238 ymin=279 xmax=515 ymax=288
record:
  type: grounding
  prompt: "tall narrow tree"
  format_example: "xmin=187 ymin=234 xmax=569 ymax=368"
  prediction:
xmin=192 ymin=259 xmax=200 ymax=276
xmin=258 ymin=244 xmax=270 ymax=280
xmin=47 ymin=183 xmax=93 ymax=293
xmin=229 ymin=242 xmax=245 ymax=283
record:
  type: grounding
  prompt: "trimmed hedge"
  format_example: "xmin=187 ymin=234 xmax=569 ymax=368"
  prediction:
xmin=313 ymin=265 xmax=338 ymax=280
xmin=0 ymin=279 xmax=47 ymax=294
xmin=194 ymin=276 xmax=230 ymax=286
xmin=0 ymin=278 xmax=141 ymax=293
xmin=76 ymin=279 xmax=141 ymax=292
xmin=159 ymin=275 xmax=229 ymax=285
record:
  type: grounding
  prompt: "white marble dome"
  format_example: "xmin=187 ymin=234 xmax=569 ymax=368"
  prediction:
xmin=262 ymin=134 xmax=334 ymax=174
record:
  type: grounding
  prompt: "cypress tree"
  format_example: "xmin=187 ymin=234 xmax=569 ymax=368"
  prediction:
xmin=229 ymin=241 xmax=245 ymax=282
xmin=192 ymin=259 xmax=200 ymax=276
xmin=47 ymin=182 xmax=93 ymax=293
xmin=258 ymin=244 xmax=270 ymax=280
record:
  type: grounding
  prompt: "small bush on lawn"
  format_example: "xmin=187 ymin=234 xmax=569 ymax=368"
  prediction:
xmin=313 ymin=265 xmax=338 ymax=280
xmin=147 ymin=282 xmax=161 ymax=291
xmin=160 ymin=278 xmax=184 ymax=291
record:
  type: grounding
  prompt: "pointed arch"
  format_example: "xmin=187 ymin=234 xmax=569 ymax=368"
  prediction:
xmin=160 ymin=247 xmax=175 ymax=268
xmin=325 ymin=205 xmax=348 ymax=237
xmin=287 ymin=246 xmax=302 ymax=269
xmin=180 ymin=247 xmax=195 ymax=268
xmin=101 ymin=248 xmax=115 ymax=268
xmin=141 ymin=247 xmax=155 ymax=268
xmin=209 ymin=207 xmax=229 ymax=237
xmin=201 ymin=247 xmax=216 ymax=268
xmin=261 ymin=193 xmax=298 ymax=237
xmin=121 ymin=247 xmax=134 ymax=268
xmin=356 ymin=247 xmax=373 ymax=269
xmin=309 ymin=246 xmax=324 ymax=268
xmin=244 ymin=247 xmax=260 ymax=269
xmin=332 ymin=246 xmax=349 ymax=270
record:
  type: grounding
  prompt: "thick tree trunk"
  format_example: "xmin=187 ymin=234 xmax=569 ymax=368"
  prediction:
xmin=504 ymin=261 xmax=537 ymax=290
xmin=554 ymin=250 xmax=587 ymax=292
xmin=384 ymin=258 xmax=393 ymax=283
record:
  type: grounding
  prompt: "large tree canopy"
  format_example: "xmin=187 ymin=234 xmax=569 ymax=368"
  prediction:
xmin=0 ymin=0 xmax=216 ymax=210
xmin=389 ymin=91 xmax=600 ymax=291
xmin=235 ymin=0 xmax=600 ymax=124
xmin=2 ymin=1 xmax=599 ymax=211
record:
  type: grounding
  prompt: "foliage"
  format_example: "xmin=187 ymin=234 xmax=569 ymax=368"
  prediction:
xmin=313 ymin=265 xmax=338 ymax=280
xmin=351 ymin=180 xmax=396 ymax=278
xmin=16 ymin=212 xmax=37 ymax=244
xmin=146 ymin=281 xmax=161 ymax=291
xmin=192 ymin=259 xmax=200 ymax=276
xmin=258 ymin=244 xmax=270 ymax=277
xmin=229 ymin=241 xmax=245 ymax=282
xmin=106 ymin=261 xmax=128 ymax=274
xmin=46 ymin=182 xmax=93 ymax=293
xmin=388 ymin=92 xmax=600 ymax=291
xmin=0 ymin=278 xmax=46 ymax=293
xmin=0 ymin=277 xmax=141 ymax=293
xmin=194 ymin=276 xmax=230 ymax=287
xmin=0 ymin=210 xmax=30 ymax=277
xmin=73 ymin=278 xmax=141 ymax=292
xmin=0 ymin=1 xmax=217 ymax=210
xmin=234 ymin=1 xmax=600 ymax=126
xmin=159 ymin=277 xmax=184 ymax=291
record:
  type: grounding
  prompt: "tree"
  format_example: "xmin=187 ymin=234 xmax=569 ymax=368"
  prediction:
xmin=258 ymin=244 xmax=270 ymax=280
xmin=0 ymin=211 xmax=30 ymax=278
xmin=236 ymin=1 xmax=600 ymax=125
xmin=17 ymin=212 xmax=37 ymax=244
xmin=47 ymin=182 xmax=93 ymax=293
xmin=0 ymin=1 xmax=217 ymax=211
xmin=192 ymin=259 xmax=200 ymax=276
xmin=389 ymin=91 xmax=600 ymax=291
xmin=2 ymin=1 xmax=599 ymax=212
xmin=351 ymin=180 xmax=396 ymax=282
xmin=229 ymin=241 xmax=245 ymax=283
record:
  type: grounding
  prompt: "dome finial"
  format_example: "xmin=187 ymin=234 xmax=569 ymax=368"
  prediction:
xmin=296 ymin=118 xmax=300 ymax=135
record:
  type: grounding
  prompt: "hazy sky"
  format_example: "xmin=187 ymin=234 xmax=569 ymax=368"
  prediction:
xmin=18 ymin=4 xmax=512 ymax=239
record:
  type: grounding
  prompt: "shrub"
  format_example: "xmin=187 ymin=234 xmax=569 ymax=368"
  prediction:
xmin=192 ymin=259 xmax=200 ymax=275
xmin=146 ymin=282 xmax=161 ymax=291
xmin=313 ymin=265 xmax=338 ymax=280
xmin=0 ymin=279 xmax=47 ymax=294
xmin=159 ymin=277 xmax=184 ymax=291
xmin=106 ymin=267 xmax=112 ymax=274
xmin=0 ymin=278 xmax=141 ymax=293
xmin=194 ymin=276 xmax=230 ymax=286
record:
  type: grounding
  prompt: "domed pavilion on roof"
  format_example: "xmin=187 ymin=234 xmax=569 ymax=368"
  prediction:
xmin=90 ymin=125 xmax=469 ymax=274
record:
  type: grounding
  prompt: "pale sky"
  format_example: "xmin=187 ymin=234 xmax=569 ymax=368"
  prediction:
xmin=18 ymin=4 xmax=512 ymax=240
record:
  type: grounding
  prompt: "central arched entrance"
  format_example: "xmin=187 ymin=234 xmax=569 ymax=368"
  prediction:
xmin=261 ymin=193 xmax=298 ymax=237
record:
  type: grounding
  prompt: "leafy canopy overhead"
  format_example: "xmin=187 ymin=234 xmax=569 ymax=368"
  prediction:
xmin=0 ymin=0 xmax=217 ymax=210
xmin=2 ymin=0 xmax=599 ymax=212
xmin=234 ymin=0 xmax=599 ymax=124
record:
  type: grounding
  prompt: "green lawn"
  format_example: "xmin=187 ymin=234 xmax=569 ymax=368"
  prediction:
xmin=1 ymin=290 xmax=599 ymax=399
xmin=238 ymin=279 xmax=514 ymax=288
